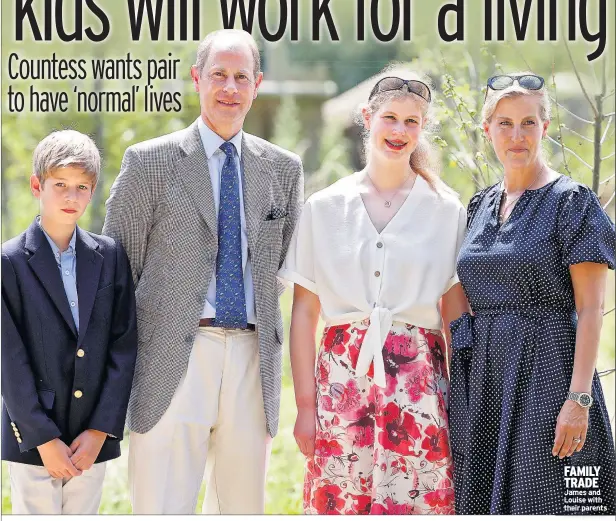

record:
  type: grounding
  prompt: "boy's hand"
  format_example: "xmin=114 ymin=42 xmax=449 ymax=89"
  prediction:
xmin=37 ymin=438 xmax=82 ymax=479
xmin=69 ymin=429 xmax=107 ymax=470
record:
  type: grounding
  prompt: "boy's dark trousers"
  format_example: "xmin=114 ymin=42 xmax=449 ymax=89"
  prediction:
xmin=1 ymin=219 xmax=137 ymax=513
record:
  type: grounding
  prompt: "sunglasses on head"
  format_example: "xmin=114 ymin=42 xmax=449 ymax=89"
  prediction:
xmin=369 ymin=77 xmax=432 ymax=103
xmin=487 ymin=74 xmax=545 ymax=92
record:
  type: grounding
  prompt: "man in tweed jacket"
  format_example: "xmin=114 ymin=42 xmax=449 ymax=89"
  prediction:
xmin=102 ymin=30 xmax=303 ymax=514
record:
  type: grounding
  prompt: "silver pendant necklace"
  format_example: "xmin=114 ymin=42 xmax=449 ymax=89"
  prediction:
xmin=365 ymin=171 xmax=413 ymax=208
xmin=499 ymin=166 xmax=545 ymax=224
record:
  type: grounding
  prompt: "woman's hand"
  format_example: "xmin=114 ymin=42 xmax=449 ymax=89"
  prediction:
xmin=441 ymin=282 xmax=471 ymax=375
xmin=289 ymin=284 xmax=321 ymax=458
xmin=294 ymin=408 xmax=316 ymax=458
xmin=552 ymin=400 xmax=589 ymax=459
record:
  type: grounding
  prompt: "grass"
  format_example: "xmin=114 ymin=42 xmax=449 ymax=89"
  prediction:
xmin=2 ymin=279 xmax=615 ymax=514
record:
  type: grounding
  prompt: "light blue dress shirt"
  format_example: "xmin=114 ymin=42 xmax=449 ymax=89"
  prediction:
xmin=38 ymin=219 xmax=79 ymax=333
xmin=197 ymin=117 xmax=256 ymax=324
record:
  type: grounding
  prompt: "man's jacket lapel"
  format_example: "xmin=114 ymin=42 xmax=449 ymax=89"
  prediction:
xmin=178 ymin=122 xmax=218 ymax=237
xmin=241 ymin=134 xmax=274 ymax=253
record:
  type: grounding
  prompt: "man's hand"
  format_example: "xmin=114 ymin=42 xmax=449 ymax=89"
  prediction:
xmin=37 ymin=438 xmax=82 ymax=479
xmin=69 ymin=430 xmax=107 ymax=471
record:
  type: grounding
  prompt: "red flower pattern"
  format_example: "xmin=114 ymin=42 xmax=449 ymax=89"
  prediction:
xmin=315 ymin=436 xmax=343 ymax=459
xmin=316 ymin=359 xmax=329 ymax=387
xmin=306 ymin=322 xmax=454 ymax=515
xmin=405 ymin=361 xmax=437 ymax=402
xmin=348 ymin=331 xmax=373 ymax=379
xmin=311 ymin=483 xmax=345 ymax=514
xmin=424 ymin=488 xmax=455 ymax=514
xmin=421 ymin=424 xmax=451 ymax=462
xmin=322 ymin=378 xmax=362 ymax=415
xmin=344 ymin=400 xmax=376 ymax=448
xmin=386 ymin=332 xmax=419 ymax=359
xmin=377 ymin=402 xmax=421 ymax=456
xmin=322 ymin=326 xmax=351 ymax=356
xmin=371 ymin=496 xmax=416 ymax=514
xmin=345 ymin=493 xmax=372 ymax=514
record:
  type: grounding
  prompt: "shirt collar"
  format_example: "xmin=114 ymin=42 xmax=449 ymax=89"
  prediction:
xmin=197 ymin=117 xmax=243 ymax=160
xmin=37 ymin=216 xmax=77 ymax=255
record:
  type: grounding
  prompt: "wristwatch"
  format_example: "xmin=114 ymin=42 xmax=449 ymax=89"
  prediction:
xmin=567 ymin=392 xmax=594 ymax=408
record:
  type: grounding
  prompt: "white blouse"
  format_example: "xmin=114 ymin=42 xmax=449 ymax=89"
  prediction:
xmin=278 ymin=173 xmax=467 ymax=387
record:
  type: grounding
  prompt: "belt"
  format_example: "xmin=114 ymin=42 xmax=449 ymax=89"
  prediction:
xmin=474 ymin=308 xmax=576 ymax=318
xmin=198 ymin=318 xmax=256 ymax=331
xmin=450 ymin=308 xmax=577 ymax=351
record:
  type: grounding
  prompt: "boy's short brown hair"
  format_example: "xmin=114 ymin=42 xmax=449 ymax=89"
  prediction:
xmin=33 ymin=130 xmax=101 ymax=187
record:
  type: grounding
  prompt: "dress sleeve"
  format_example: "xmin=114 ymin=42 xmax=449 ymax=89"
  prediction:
xmin=443 ymin=203 xmax=468 ymax=293
xmin=558 ymin=184 xmax=615 ymax=269
xmin=277 ymin=199 xmax=318 ymax=294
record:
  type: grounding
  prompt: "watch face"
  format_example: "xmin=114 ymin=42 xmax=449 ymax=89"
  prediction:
xmin=579 ymin=394 xmax=591 ymax=406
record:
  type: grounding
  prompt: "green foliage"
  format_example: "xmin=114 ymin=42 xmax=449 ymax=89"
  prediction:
xmin=271 ymin=95 xmax=304 ymax=153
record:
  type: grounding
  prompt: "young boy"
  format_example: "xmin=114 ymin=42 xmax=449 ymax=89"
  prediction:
xmin=1 ymin=130 xmax=137 ymax=514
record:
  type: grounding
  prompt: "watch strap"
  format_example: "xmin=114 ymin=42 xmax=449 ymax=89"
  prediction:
xmin=567 ymin=391 xmax=593 ymax=407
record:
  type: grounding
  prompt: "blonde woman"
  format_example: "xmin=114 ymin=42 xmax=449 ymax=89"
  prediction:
xmin=279 ymin=75 xmax=468 ymax=514
xmin=449 ymin=73 xmax=616 ymax=514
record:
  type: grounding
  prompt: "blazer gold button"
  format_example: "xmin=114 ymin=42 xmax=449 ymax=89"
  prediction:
xmin=74 ymin=390 xmax=83 ymax=398
xmin=10 ymin=422 xmax=15 ymax=427
xmin=17 ymin=438 xmax=22 ymax=444
xmin=77 ymin=349 xmax=85 ymax=358
xmin=12 ymin=426 xmax=18 ymax=432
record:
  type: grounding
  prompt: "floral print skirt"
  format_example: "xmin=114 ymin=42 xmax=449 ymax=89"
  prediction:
xmin=304 ymin=320 xmax=455 ymax=515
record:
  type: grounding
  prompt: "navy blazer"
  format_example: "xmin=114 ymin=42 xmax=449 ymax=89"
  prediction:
xmin=1 ymin=219 xmax=137 ymax=465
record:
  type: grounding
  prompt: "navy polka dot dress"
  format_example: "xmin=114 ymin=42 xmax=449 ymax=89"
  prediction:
xmin=449 ymin=175 xmax=616 ymax=515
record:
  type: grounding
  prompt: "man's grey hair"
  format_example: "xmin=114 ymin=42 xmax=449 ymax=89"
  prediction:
xmin=33 ymin=130 xmax=101 ymax=187
xmin=195 ymin=29 xmax=261 ymax=80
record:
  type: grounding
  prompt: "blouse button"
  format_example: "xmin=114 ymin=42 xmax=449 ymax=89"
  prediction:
xmin=374 ymin=271 xmax=381 ymax=277
xmin=376 ymin=242 xmax=383 ymax=248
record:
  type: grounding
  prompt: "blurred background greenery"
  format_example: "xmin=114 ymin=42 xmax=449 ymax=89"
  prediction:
xmin=2 ymin=0 xmax=615 ymax=514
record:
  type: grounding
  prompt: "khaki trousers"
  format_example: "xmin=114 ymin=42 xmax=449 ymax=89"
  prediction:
xmin=8 ymin=461 xmax=106 ymax=514
xmin=128 ymin=327 xmax=271 ymax=514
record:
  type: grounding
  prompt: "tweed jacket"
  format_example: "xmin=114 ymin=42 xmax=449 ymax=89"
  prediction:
xmin=102 ymin=121 xmax=304 ymax=437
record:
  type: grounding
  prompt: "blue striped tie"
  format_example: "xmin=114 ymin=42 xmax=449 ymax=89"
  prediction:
xmin=214 ymin=142 xmax=247 ymax=328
